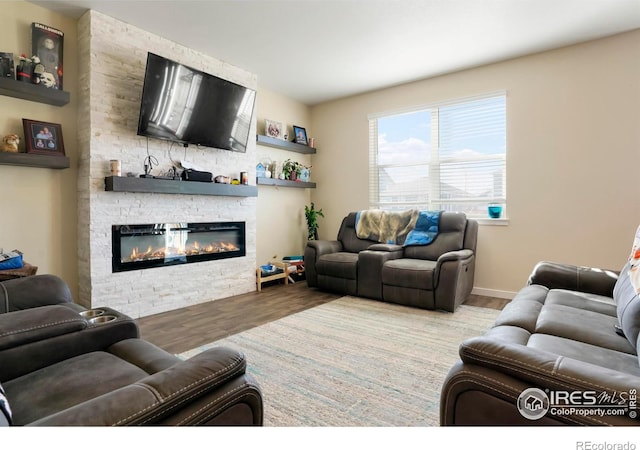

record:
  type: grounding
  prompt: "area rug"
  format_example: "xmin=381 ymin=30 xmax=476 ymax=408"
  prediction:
xmin=179 ymin=296 xmax=501 ymax=426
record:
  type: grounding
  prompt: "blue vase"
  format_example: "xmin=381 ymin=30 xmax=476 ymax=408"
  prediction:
xmin=488 ymin=205 xmax=502 ymax=219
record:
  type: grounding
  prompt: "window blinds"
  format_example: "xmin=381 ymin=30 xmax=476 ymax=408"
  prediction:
xmin=368 ymin=92 xmax=506 ymax=218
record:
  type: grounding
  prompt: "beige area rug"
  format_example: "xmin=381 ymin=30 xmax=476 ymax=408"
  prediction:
xmin=179 ymin=296 xmax=500 ymax=426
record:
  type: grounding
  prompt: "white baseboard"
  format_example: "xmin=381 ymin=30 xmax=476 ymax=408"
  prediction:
xmin=471 ymin=287 xmax=517 ymax=299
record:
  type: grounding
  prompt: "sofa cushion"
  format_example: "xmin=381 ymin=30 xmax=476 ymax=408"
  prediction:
xmin=545 ymin=289 xmax=617 ymax=316
xmin=493 ymin=284 xmax=635 ymax=354
xmin=4 ymin=351 xmax=149 ymax=425
xmin=613 ymin=263 xmax=640 ymax=354
xmin=527 ymin=334 xmax=640 ymax=376
xmin=536 ymin=303 xmax=634 ymax=354
xmin=316 ymin=252 xmax=359 ymax=280
xmin=381 ymin=259 xmax=436 ymax=290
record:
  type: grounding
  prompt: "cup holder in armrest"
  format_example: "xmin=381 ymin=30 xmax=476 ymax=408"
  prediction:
xmin=87 ymin=315 xmax=117 ymax=325
xmin=80 ymin=309 xmax=105 ymax=318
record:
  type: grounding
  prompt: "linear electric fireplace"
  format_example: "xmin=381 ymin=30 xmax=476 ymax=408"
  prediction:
xmin=112 ymin=222 xmax=246 ymax=272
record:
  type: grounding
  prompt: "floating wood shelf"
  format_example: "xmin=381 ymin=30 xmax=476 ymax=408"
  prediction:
xmin=256 ymin=177 xmax=316 ymax=188
xmin=0 ymin=77 xmax=70 ymax=106
xmin=105 ymin=176 xmax=258 ymax=197
xmin=0 ymin=151 xmax=70 ymax=169
xmin=256 ymin=135 xmax=316 ymax=154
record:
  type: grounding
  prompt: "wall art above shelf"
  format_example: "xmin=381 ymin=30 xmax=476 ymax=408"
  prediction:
xmin=0 ymin=77 xmax=70 ymax=107
xmin=257 ymin=177 xmax=316 ymax=189
xmin=0 ymin=151 xmax=70 ymax=169
xmin=105 ymin=176 xmax=258 ymax=197
xmin=256 ymin=135 xmax=316 ymax=154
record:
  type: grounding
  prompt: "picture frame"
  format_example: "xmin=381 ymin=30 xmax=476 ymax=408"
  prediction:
xmin=31 ymin=22 xmax=64 ymax=90
xmin=293 ymin=125 xmax=308 ymax=145
xmin=22 ymin=119 xmax=65 ymax=156
xmin=265 ymin=119 xmax=284 ymax=140
xmin=0 ymin=52 xmax=15 ymax=79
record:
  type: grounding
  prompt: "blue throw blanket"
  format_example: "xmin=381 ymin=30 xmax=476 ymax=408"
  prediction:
xmin=355 ymin=210 xmax=441 ymax=246
xmin=403 ymin=210 xmax=441 ymax=246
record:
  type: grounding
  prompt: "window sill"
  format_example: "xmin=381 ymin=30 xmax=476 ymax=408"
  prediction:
xmin=477 ymin=218 xmax=509 ymax=226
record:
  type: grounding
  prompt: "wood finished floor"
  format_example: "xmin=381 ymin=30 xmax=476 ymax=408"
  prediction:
xmin=137 ymin=280 xmax=510 ymax=354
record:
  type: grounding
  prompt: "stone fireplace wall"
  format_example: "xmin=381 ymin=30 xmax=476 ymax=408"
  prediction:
xmin=77 ymin=11 xmax=257 ymax=318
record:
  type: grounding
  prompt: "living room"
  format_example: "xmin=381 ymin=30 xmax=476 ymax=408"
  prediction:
xmin=1 ymin=0 xmax=639 ymax=443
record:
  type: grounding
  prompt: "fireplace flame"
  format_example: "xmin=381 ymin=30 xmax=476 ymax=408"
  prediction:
xmin=125 ymin=241 xmax=239 ymax=263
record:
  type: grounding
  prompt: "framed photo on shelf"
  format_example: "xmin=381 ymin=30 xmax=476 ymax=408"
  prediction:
xmin=293 ymin=125 xmax=308 ymax=145
xmin=22 ymin=119 xmax=65 ymax=156
xmin=0 ymin=52 xmax=15 ymax=79
xmin=265 ymin=119 xmax=284 ymax=140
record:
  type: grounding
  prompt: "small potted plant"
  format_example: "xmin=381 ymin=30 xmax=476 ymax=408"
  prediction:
xmin=282 ymin=159 xmax=301 ymax=181
xmin=304 ymin=202 xmax=324 ymax=240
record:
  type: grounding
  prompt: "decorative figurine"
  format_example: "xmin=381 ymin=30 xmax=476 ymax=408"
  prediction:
xmin=1 ymin=134 xmax=20 ymax=153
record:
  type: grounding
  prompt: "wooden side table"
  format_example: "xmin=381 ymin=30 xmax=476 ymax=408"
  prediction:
xmin=0 ymin=262 xmax=38 ymax=281
xmin=256 ymin=261 xmax=289 ymax=292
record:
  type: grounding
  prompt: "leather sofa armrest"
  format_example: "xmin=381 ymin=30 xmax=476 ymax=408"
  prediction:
xmin=367 ymin=243 xmax=403 ymax=252
xmin=434 ymin=249 xmax=475 ymax=312
xmin=0 ymin=305 xmax=85 ymax=351
xmin=306 ymin=239 xmax=343 ymax=255
xmin=305 ymin=240 xmax=344 ymax=287
xmin=0 ymin=307 xmax=139 ymax=381
xmin=359 ymin=247 xmax=404 ymax=299
xmin=527 ymin=261 xmax=619 ymax=297
xmin=459 ymin=335 xmax=640 ymax=400
xmin=29 ymin=346 xmax=263 ymax=425
xmin=437 ymin=249 xmax=474 ymax=263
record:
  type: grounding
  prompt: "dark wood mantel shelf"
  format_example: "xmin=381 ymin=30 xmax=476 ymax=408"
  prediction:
xmin=256 ymin=177 xmax=316 ymax=188
xmin=0 ymin=151 xmax=70 ymax=169
xmin=105 ymin=176 xmax=258 ymax=197
xmin=0 ymin=77 xmax=70 ymax=107
xmin=256 ymin=135 xmax=316 ymax=154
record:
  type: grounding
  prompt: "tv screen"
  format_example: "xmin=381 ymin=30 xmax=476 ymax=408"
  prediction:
xmin=137 ymin=53 xmax=256 ymax=153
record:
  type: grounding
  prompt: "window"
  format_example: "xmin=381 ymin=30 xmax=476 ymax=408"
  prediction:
xmin=368 ymin=92 xmax=506 ymax=219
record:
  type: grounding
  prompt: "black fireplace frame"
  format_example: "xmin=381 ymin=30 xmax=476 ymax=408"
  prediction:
xmin=112 ymin=222 xmax=246 ymax=273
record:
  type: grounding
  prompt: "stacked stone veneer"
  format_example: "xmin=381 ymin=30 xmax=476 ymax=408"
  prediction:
xmin=77 ymin=11 xmax=257 ymax=318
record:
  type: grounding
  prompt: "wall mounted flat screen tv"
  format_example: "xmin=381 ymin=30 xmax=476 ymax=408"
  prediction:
xmin=137 ymin=53 xmax=256 ymax=153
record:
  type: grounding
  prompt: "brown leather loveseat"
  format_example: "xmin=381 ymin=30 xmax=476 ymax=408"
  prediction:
xmin=0 ymin=275 xmax=263 ymax=426
xmin=440 ymin=260 xmax=640 ymax=426
xmin=305 ymin=211 xmax=477 ymax=312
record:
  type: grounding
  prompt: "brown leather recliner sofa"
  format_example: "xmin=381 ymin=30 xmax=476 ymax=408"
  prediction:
xmin=0 ymin=275 xmax=263 ymax=426
xmin=304 ymin=211 xmax=477 ymax=312
xmin=440 ymin=260 xmax=640 ymax=426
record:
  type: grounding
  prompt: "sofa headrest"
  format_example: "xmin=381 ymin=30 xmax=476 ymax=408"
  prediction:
xmin=403 ymin=211 xmax=469 ymax=260
xmin=338 ymin=212 xmax=378 ymax=253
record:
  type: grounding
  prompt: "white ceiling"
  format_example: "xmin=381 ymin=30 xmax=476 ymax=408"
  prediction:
xmin=29 ymin=0 xmax=640 ymax=105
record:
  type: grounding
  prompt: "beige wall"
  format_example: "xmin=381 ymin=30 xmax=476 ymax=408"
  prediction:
xmin=255 ymin=87 xmax=312 ymax=265
xmin=4 ymin=1 xmax=638 ymax=300
xmin=311 ymin=30 xmax=640 ymax=295
xmin=0 ymin=1 xmax=78 ymax=299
